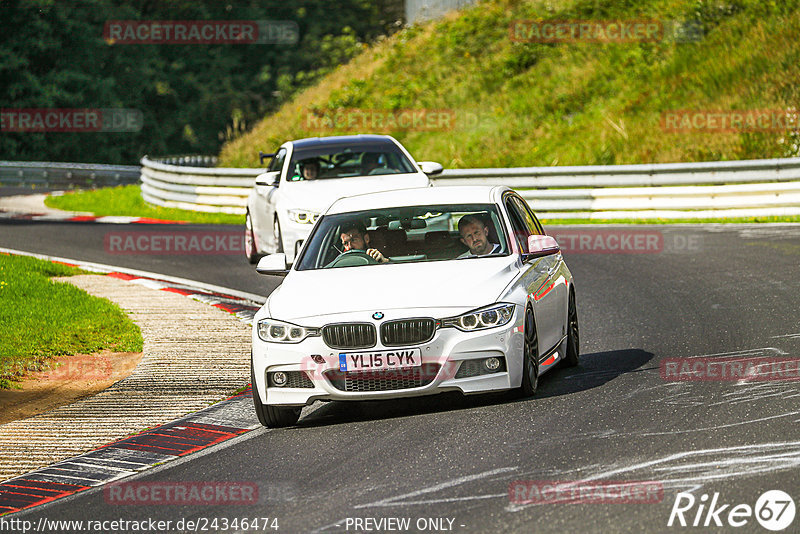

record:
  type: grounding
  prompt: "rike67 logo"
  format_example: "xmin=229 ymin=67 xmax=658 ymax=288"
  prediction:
xmin=668 ymin=490 xmax=795 ymax=531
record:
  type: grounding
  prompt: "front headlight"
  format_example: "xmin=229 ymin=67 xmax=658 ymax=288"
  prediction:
xmin=440 ymin=303 xmax=515 ymax=332
xmin=257 ymin=319 xmax=319 ymax=343
xmin=288 ymin=210 xmax=320 ymax=224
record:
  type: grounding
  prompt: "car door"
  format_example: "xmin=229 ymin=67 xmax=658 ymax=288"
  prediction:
xmin=504 ymin=193 xmax=564 ymax=356
xmin=253 ymin=147 xmax=286 ymax=251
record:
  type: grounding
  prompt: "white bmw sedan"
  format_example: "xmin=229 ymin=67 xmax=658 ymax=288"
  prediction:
xmin=245 ymin=134 xmax=442 ymax=264
xmin=251 ymin=186 xmax=578 ymax=427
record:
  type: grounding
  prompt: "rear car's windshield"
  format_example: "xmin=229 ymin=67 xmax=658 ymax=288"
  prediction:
xmin=288 ymin=142 xmax=416 ymax=181
xmin=296 ymin=204 xmax=508 ymax=270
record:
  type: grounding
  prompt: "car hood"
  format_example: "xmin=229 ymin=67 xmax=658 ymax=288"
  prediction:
xmin=266 ymin=256 xmax=520 ymax=323
xmin=278 ymin=173 xmax=429 ymax=213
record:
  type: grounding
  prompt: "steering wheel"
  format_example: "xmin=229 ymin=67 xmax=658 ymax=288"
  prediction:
xmin=327 ymin=250 xmax=380 ymax=268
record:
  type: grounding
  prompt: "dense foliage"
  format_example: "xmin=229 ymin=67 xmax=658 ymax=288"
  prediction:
xmin=220 ymin=0 xmax=800 ymax=168
xmin=0 ymin=0 xmax=403 ymax=164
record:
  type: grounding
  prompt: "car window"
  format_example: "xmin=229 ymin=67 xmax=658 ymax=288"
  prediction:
xmin=510 ymin=196 xmax=544 ymax=236
xmin=505 ymin=196 xmax=533 ymax=253
xmin=295 ymin=204 xmax=508 ymax=270
xmin=288 ymin=142 xmax=416 ymax=180
xmin=268 ymin=148 xmax=286 ymax=173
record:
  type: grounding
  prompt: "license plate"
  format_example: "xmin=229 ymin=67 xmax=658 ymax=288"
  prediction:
xmin=339 ymin=348 xmax=422 ymax=372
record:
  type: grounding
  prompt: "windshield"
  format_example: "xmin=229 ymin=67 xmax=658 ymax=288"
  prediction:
xmin=296 ymin=204 xmax=508 ymax=270
xmin=287 ymin=142 xmax=416 ymax=181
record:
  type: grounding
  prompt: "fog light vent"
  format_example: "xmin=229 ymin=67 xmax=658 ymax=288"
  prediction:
xmin=454 ymin=357 xmax=507 ymax=379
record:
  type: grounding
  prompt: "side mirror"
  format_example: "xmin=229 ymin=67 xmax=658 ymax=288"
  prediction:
xmin=256 ymin=253 xmax=289 ymax=276
xmin=255 ymin=171 xmax=280 ymax=187
xmin=259 ymin=151 xmax=276 ymax=165
xmin=524 ymin=235 xmax=560 ymax=260
xmin=419 ymin=161 xmax=443 ymax=176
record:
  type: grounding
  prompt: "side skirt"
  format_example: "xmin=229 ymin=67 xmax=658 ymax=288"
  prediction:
xmin=537 ymin=334 xmax=567 ymax=376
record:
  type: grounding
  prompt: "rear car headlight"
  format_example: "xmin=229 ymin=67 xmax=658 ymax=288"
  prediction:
xmin=288 ymin=210 xmax=320 ymax=224
xmin=257 ymin=319 xmax=319 ymax=343
xmin=441 ymin=303 xmax=515 ymax=332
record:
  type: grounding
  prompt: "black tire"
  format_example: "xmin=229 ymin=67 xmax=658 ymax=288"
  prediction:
xmin=563 ymin=290 xmax=580 ymax=367
xmin=273 ymin=217 xmax=284 ymax=253
xmin=251 ymin=361 xmax=301 ymax=428
xmin=245 ymin=211 xmax=259 ymax=264
xmin=517 ymin=306 xmax=539 ymax=397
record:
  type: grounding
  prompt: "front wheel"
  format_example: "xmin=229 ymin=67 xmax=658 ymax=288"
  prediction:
xmin=562 ymin=291 xmax=579 ymax=367
xmin=245 ymin=211 xmax=259 ymax=264
xmin=273 ymin=217 xmax=284 ymax=254
xmin=251 ymin=361 xmax=301 ymax=428
xmin=517 ymin=306 xmax=539 ymax=397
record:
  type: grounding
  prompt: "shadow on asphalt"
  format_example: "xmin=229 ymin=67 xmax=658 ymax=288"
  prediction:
xmin=294 ymin=348 xmax=654 ymax=429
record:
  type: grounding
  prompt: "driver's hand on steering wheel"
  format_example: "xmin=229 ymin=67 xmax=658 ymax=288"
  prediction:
xmin=366 ymin=248 xmax=389 ymax=263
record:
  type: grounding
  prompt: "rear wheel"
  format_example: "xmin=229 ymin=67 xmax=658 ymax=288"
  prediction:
xmin=251 ymin=360 xmax=301 ymax=428
xmin=245 ymin=211 xmax=259 ymax=264
xmin=517 ymin=306 xmax=539 ymax=397
xmin=563 ymin=291 xmax=580 ymax=367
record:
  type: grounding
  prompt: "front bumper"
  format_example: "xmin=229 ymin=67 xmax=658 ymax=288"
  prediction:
xmin=252 ymin=310 xmax=524 ymax=406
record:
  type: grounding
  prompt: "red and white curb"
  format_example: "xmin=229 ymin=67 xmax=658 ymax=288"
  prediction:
xmin=0 ymin=388 xmax=258 ymax=516
xmin=0 ymin=211 xmax=187 ymax=225
xmin=0 ymin=249 xmax=268 ymax=515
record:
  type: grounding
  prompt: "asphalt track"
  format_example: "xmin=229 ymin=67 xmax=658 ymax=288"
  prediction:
xmin=2 ymin=215 xmax=800 ymax=533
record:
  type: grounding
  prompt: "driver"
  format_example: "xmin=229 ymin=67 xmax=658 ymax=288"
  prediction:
xmin=302 ymin=159 xmax=320 ymax=180
xmin=457 ymin=214 xmax=501 ymax=257
xmin=339 ymin=222 xmax=389 ymax=263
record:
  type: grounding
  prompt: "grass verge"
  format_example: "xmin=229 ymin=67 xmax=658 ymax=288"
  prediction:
xmin=44 ymin=185 xmax=244 ymax=225
xmin=0 ymin=254 xmax=143 ymax=389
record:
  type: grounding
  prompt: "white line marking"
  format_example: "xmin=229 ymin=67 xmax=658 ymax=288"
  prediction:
xmin=354 ymin=467 xmax=517 ymax=509
xmin=684 ymin=347 xmax=788 ymax=358
xmin=638 ymin=410 xmax=800 ymax=436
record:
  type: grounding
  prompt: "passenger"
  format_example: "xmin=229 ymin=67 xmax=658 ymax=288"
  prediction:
xmin=457 ymin=215 xmax=501 ymax=257
xmin=339 ymin=222 xmax=389 ymax=263
xmin=360 ymin=153 xmax=382 ymax=175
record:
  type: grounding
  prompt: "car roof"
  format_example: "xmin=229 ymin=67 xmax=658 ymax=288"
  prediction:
xmin=326 ymin=185 xmax=511 ymax=214
xmin=289 ymin=135 xmax=397 ymax=150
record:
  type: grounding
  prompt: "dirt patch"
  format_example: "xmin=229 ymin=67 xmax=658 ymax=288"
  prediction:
xmin=0 ymin=349 xmax=142 ymax=425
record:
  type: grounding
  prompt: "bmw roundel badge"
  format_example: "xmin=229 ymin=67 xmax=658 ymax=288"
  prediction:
xmin=372 ymin=312 xmax=384 ymax=320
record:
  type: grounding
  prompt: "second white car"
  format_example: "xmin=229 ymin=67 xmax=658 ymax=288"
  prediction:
xmin=245 ymin=134 xmax=442 ymax=264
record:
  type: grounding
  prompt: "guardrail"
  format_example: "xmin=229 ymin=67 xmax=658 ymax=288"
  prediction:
xmin=4 ymin=157 xmax=799 ymax=219
xmin=0 ymin=161 xmax=140 ymax=189
xmin=140 ymin=156 xmax=259 ymax=214
xmin=139 ymin=155 xmax=800 ymax=219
